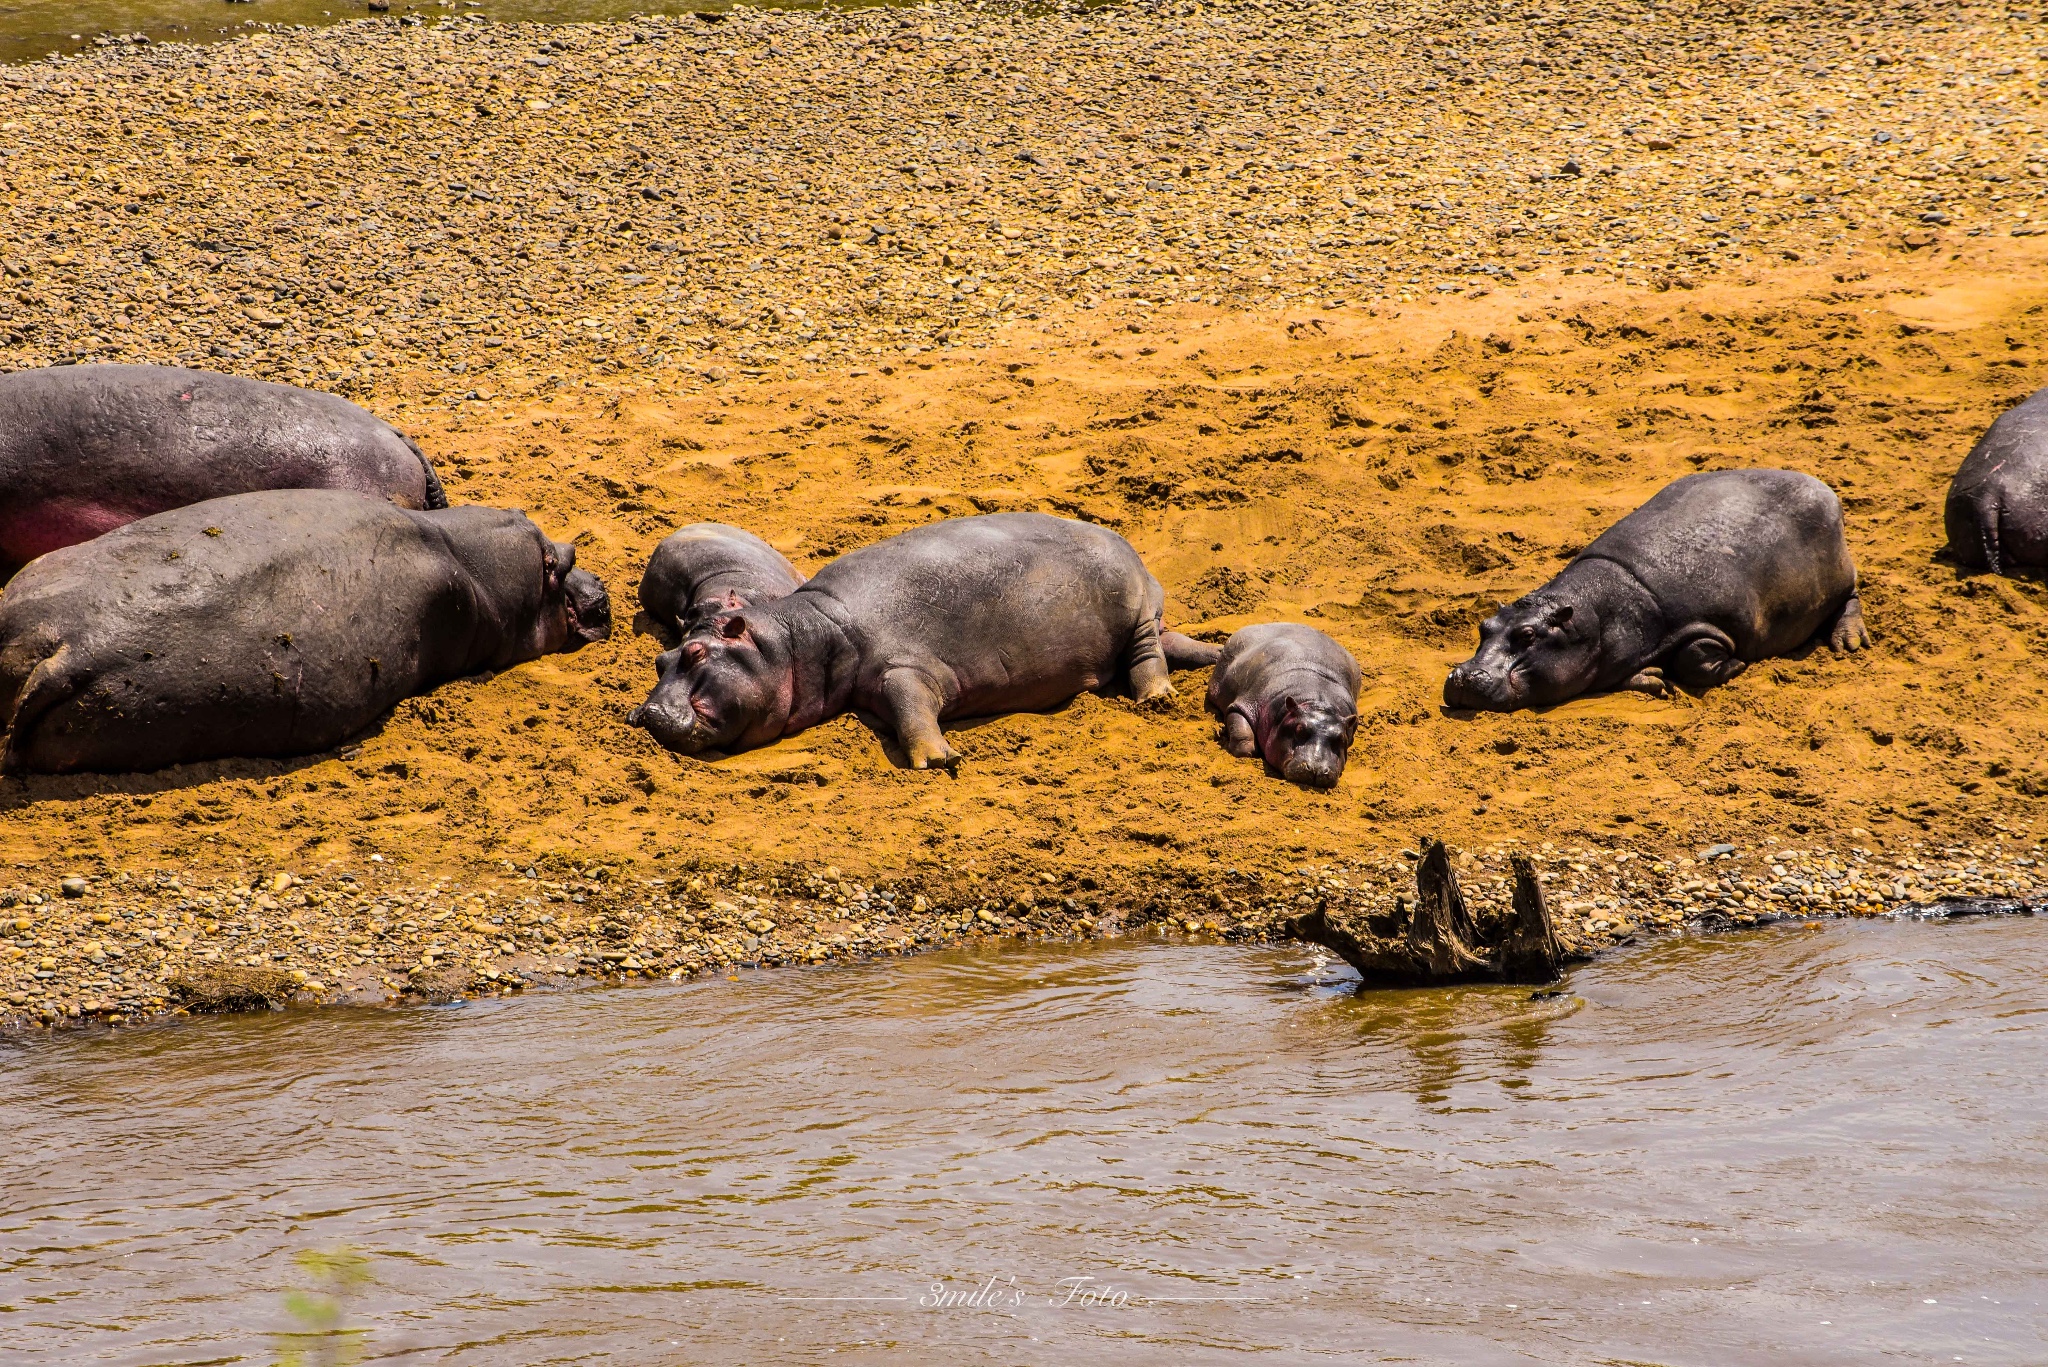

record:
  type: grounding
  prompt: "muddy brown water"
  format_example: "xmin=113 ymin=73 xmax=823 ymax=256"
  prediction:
xmin=2 ymin=919 xmax=2044 ymax=1365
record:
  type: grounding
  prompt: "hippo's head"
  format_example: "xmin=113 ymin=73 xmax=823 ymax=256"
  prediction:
xmin=1443 ymin=596 xmax=1598 ymax=712
xmin=628 ymin=611 xmax=786 ymax=755
xmin=542 ymin=539 xmax=612 ymax=653
xmin=1264 ymin=695 xmax=1358 ymax=790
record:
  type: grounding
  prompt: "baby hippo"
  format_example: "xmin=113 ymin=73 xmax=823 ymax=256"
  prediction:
xmin=1205 ymin=623 xmax=1361 ymax=789
xmin=1444 ymin=469 xmax=1868 ymax=712
xmin=0 ymin=490 xmax=611 ymax=774
xmin=629 ymin=512 xmax=1211 ymax=768
xmin=0 ymin=363 xmax=445 ymax=577
xmin=1946 ymin=384 xmax=2048 ymax=574
xmin=638 ymin=522 xmax=805 ymax=635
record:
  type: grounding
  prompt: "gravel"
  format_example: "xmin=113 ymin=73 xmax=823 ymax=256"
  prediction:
xmin=1 ymin=1 xmax=2042 ymax=389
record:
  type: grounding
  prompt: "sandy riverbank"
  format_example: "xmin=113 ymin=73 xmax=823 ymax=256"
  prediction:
xmin=3 ymin=0 xmax=2048 ymax=1030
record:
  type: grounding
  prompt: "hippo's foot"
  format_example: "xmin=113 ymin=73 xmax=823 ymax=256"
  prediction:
xmin=1622 ymin=667 xmax=1672 ymax=698
xmin=907 ymin=739 xmax=962 ymax=772
xmin=1133 ymin=678 xmax=1176 ymax=709
xmin=1221 ymin=711 xmax=1259 ymax=759
xmin=1829 ymin=595 xmax=1871 ymax=653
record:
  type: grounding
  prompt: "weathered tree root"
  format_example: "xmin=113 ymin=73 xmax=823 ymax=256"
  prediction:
xmin=1284 ymin=839 xmax=1587 ymax=988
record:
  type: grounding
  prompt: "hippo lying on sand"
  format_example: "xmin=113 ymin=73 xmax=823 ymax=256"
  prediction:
xmin=639 ymin=522 xmax=805 ymax=635
xmin=0 ymin=364 xmax=445 ymax=577
xmin=629 ymin=512 xmax=1212 ymax=768
xmin=0 ymin=490 xmax=609 ymax=774
xmin=1946 ymin=385 xmax=2048 ymax=574
xmin=1204 ymin=623 xmax=1360 ymax=789
xmin=1443 ymin=469 xmax=1868 ymax=712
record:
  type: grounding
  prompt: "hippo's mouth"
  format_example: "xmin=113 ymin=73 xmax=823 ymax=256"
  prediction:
xmin=1444 ymin=661 xmax=1526 ymax=712
xmin=563 ymin=569 xmax=613 ymax=646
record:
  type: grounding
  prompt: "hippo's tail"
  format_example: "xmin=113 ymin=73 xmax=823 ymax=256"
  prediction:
xmin=1161 ymin=631 xmax=1223 ymax=670
xmin=0 ymin=642 xmax=78 ymax=777
xmin=404 ymin=435 xmax=450 ymax=510
xmin=1946 ymin=488 xmax=2002 ymax=574
xmin=1980 ymin=495 xmax=2003 ymax=576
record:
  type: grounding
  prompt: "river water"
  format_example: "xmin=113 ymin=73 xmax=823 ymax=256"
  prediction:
xmin=2 ymin=919 xmax=2043 ymax=1365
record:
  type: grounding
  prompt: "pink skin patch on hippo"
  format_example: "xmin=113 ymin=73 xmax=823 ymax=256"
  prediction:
xmin=0 ymin=500 xmax=151 ymax=565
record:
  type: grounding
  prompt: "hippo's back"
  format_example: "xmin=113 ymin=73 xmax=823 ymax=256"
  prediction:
xmin=1215 ymin=623 xmax=1361 ymax=694
xmin=640 ymin=522 xmax=804 ymax=629
xmin=1577 ymin=469 xmax=1855 ymax=658
xmin=810 ymin=512 xmax=1157 ymax=615
xmin=1946 ymin=386 xmax=2048 ymax=570
xmin=0 ymin=364 xmax=442 ymax=568
xmin=804 ymin=512 xmax=1164 ymax=711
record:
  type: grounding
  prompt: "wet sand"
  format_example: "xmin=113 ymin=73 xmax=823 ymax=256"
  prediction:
xmin=2 ymin=0 xmax=2047 ymax=1028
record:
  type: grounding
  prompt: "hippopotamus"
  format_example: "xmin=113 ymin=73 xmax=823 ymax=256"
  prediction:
xmin=1204 ymin=623 xmax=1361 ymax=789
xmin=0 ymin=489 xmax=610 ymax=774
xmin=1443 ymin=469 xmax=1868 ymax=712
xmin=0 ymin=364 xmax=445 ymax=578
xmin=1946 ymin=385 xmax=2048 ymax=574
xmin=628 ymin=512 xmax=1213 ymax=768
xmin=638 ymin=522 xmax=805 ymax=635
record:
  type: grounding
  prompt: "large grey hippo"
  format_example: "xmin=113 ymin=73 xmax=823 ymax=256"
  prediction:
xmin=1946 ymin=386 xmax=2048 ymax=574
xmin=1204 ymin=623 xmax=1360 ymax=789
xmin=0 ymin=490 xmax=609 ymax=774
xmin=0 ymin=364 xmax=445 ymax=578
xmin=638 ymin=522 xmax=805 ymax=635
xmin=628 ymin=512 xmax=1213 ymax=768
xmin=1443 ymin=469 xmax=1868 ymax=711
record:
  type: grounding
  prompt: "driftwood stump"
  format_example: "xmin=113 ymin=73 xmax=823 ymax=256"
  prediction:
xmin=1284 ymin=839 xmax=1583 ymax=988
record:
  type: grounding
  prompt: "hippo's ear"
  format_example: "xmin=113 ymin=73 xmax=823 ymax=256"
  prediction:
xmin=719 ymin=614 xmax=750 ymax=641
xmin=722 ymin=589 xmax=746 ymax=610
xmin=1542 ymin=603 xmax=1575 ymax=629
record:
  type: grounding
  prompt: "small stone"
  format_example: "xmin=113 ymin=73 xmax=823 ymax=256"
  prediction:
xmin=59 ymin=878 xmax=86 ymax=898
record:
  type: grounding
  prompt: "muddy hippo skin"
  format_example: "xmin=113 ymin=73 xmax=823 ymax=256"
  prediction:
xmin=1443 ymin=469 xmax=1869 ymax=712
xmin=638 ymin=522 xmax=806 ymax=634
xmin=1946 ymin=385 xmax=2048 ymax=573
xmin=1205 ymin=623 xmax=1361 ymax=789
xmin=0 ymin=363 xmax=445 ymax=577
xmin=0 ymin=489 xmax=610 ymax=774
xmin=628 ymin=512 xmax=1214 ymax=768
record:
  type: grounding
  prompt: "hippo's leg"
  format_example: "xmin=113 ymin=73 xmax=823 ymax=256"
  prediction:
xmin=1666 ymin=625 xmax=1747 ymax=691
xmin=1222 ymin=708 xmax=1259 ymax=758
xmin=1828 ymin=594 xmax=1871 ymax=653
xmin=1162 ymin=631 xmax=1223 ymax=670
xmin=1622 ymin=666 xmax=1672 ymax=698
xmin=880 ymin=668 xmax=960 ymax=771
xmin=1124 ymin=616 xmax=1174 ymax=705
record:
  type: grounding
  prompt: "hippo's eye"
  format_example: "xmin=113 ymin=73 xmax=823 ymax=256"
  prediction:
xmin=1510 ymin=626 xmax=1538 ymax=649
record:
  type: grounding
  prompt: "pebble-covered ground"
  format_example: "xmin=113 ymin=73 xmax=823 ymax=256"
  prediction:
xmin=3 ymin=0 xmax=2047 ymax=1031
xmin=0 ymin=0 xmax=2041 ymax=386
xmin=3 ymin=836 xmax=2041 ymax=1028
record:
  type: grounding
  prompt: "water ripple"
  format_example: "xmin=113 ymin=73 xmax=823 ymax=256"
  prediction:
xmin=1 ymin=922 xmax=2044 ymax=1364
